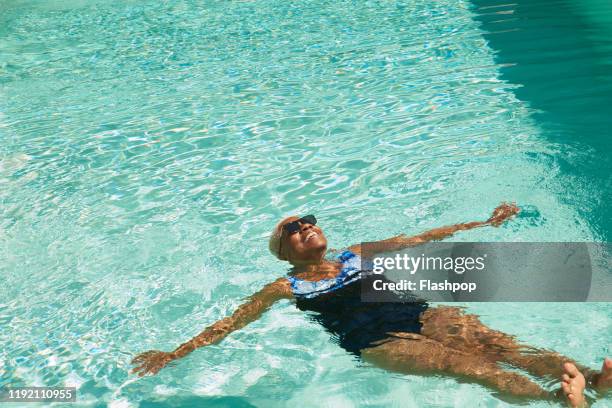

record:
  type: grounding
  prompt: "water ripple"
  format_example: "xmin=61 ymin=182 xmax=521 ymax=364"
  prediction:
xmin=1 ymin=0 xmax=609 ymax=406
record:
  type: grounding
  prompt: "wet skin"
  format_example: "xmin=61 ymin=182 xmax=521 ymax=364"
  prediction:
xmin=131 ymin=203 xmax=610 ymax=407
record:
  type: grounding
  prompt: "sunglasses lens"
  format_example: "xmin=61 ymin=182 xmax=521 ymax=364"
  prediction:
xmin=284 ymin=221 xmax=300 ymax=234
xmin=301 ymin=215 xmax=317 ymax=225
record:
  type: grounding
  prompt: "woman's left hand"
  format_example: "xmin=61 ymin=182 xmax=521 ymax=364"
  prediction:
xmin=487 ymin=202 xmax=520 ymax=227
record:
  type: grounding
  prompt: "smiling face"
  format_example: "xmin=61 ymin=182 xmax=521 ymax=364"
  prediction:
xmin=271 ymin=216 xmax=328 ymax=265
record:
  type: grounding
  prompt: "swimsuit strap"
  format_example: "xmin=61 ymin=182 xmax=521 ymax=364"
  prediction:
xmin=288 ymin=250 xmax=362 ymax=298
xmin=338 ymin=250 xmax=356 ymax=263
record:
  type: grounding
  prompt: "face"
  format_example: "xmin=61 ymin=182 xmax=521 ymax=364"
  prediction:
xmin=279 ymin=216 xmax=327 ymax=264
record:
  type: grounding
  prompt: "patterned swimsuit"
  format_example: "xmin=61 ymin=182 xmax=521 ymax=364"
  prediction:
xmin=287 ymin=250 xmax=428 ymax=356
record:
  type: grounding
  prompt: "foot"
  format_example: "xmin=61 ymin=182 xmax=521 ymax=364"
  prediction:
xmin=562 ymin=362 xmax=587 ymax=407
xmin=594 ymin=357 xmax=612 ymax=390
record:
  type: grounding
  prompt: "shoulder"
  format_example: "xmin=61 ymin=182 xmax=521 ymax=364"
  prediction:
xmin=260 ymin=277 xmax=294 ymax=299
xmin=345 ymin=244 xmax=362 ymax=257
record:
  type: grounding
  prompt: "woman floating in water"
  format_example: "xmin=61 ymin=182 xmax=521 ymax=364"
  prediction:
xmin=132 ymin=203 xmax=610 ymax=407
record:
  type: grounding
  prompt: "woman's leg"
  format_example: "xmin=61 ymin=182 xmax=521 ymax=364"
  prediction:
xmin=419 ymin=306 xmax=598 ymax=381
xmin=360 ymin=332 xmax=548 ymax=399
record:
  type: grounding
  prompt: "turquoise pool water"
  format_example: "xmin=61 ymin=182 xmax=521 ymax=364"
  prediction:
xmin=0 ymin=0 xmax=610 ymax=407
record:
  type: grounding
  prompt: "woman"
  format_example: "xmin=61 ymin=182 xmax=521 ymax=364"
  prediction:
xmin=132 ymin=203 xmax=611 ymax=407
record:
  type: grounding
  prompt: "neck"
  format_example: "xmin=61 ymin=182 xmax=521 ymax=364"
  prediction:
xmin=289 ymin=255 xmax=333 ymax=272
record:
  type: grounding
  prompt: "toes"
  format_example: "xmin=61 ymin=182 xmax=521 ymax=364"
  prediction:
xmin=597 ymin=357 xmax=612 ymax=389
xmin=563 ymin=362 xmax=579 ymax=378
xmin=560 ymin=366 xmax=587 ymax=408
xmin=561 ymin=381 xmax=571 ymax=394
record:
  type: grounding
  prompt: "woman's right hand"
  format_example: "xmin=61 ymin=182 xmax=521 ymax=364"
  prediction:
xmin=131 ymin=350 xmax=176 ymax=376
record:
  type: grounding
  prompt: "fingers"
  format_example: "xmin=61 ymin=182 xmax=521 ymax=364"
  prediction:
xmin=131 ymin=365 xmax=147 ymax=377
xmin=499 ymin=202 xmax=518 ymax=214
xmin=131 ymin=357 xmax=153 ymax=376
xmin=132 ymin=350 xmax=161 ymax=362
xmin=495 ymin=202 xmax=518 ymax=212
xmin=131 ymin=362 xmax=146 ymax=376
xmin=131 ymin=351 xmax=154 ymax=365
xmin=131 ymin=362 xmax=152 ymax=376
xmin=488 ymin=202 xmax=519 ymax=227
xmin=130 ymin=350 xmax=167 ymax=377
xmin=131 ymin=361 xmax=161 ymax=377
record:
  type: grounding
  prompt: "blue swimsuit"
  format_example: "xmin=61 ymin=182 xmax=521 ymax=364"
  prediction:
xmin=287 ymin=250 xmax=428 ymax=356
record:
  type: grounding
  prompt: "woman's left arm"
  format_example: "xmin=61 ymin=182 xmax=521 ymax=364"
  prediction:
xmin=348 ymin=202 xmax=519 ymax=256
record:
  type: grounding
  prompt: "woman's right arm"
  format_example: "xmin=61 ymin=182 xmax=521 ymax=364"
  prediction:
xmin=131 ymin=277 xmax=293 ymax=376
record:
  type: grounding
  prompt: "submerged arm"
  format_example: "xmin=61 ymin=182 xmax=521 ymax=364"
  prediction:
xmin=131 ymin=277 xmax=293 ymax=376
xmin=349 ymin=202 xmax=519 ymax=255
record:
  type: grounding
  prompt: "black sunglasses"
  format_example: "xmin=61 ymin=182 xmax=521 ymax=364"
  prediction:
xmin=282 ymin=214 xmax=317 ymax=235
